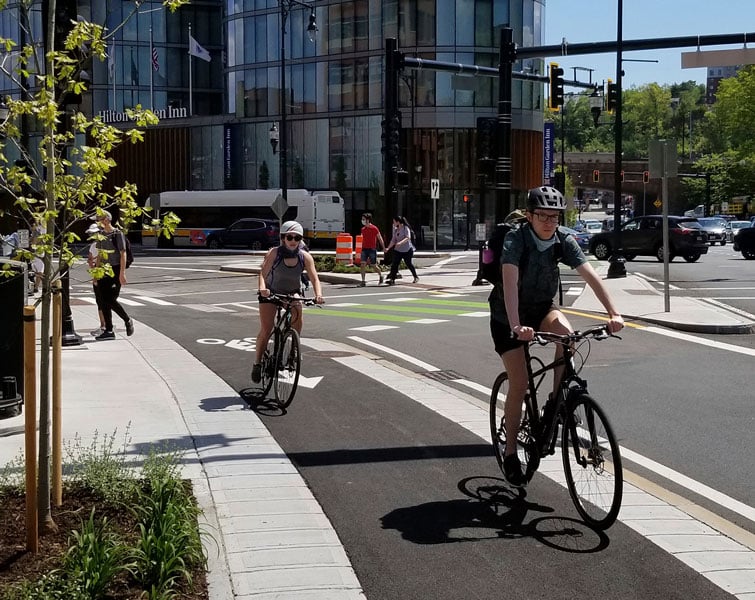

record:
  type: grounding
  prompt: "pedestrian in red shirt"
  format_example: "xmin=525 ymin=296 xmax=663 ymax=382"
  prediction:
xmin=359 ymin=213 xmax=385 ymax=286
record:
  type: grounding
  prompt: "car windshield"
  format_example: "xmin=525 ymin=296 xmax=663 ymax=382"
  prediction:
xmin=679 ymin=220 xmax=702 ymax=229
xmin=699 ymin=218 xmax=725 ymax=227
xmin=731 ymin=222 xmax=750 ymax=230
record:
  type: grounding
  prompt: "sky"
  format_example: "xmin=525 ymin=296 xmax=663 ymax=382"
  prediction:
xmin=543 ymin=0 xmax=754 ymax=88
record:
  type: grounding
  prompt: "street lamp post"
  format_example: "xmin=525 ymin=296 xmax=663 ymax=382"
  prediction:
xmin=276 ymin=0 xmax=317 ymax=202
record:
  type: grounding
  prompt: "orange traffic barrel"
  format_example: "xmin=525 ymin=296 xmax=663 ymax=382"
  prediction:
xmin=354 ymin=235 xmax=363 ymax=265
xmin=336 ymin=233 xmax=353 ymax=265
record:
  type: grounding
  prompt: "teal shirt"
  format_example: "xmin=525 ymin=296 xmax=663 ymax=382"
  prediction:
xmin=489 ymin=224 xmax=586 ymax=323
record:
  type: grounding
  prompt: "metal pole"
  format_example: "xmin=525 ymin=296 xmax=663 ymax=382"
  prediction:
xmin=280 ymin=3 xmax=288 ymax=202
xmin=496 ymin=28 xmax=515 ymax=222
xmin=607 ymin=0 xmax=627 ymax=278
xmin=662 ymin=142 xmax=670 ymax=312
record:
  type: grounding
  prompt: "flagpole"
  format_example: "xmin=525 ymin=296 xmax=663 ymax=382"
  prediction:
xmin=149 ymin=27 xmax=154 ymax=110
xmin=188 ymin=23 xmax=193 ymax=117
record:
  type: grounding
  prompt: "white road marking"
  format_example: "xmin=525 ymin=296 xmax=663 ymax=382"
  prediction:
xmin=328 ymin=302 xmax=363 ymax=307
xmin=408 ymin=318 xmax=449 ymax=324
xmin=347 ymin=336 xmax=440 ymax=372
xmin=645 ymin=326 xmax=755 ymax=357
xmin=133 ymin=295 xmax=175 ymax=306
xmin=459 ymin=312 xmax=489 ymax=318
xmin=117 ymin=298 xmax=144 ymax=306
xmin=184 ymin=304 xmax=236 ymax=313
xmin=349 ymin=325 xmax=399 ymax=332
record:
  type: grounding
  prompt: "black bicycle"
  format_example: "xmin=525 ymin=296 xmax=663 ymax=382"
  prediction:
xmin=256 ymin=293 xmax=316 ymax=408
xmin=489 ymin=324 xmax=623 ymax=529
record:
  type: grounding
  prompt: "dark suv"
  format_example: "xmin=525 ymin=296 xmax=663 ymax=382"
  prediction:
xmin=589 ymin=216 xmax=709 ymax=263
xmin=205 ymin=218 xmax=279 ymax=250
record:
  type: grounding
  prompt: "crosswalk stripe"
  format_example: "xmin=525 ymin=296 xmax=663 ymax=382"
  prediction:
xmin=117 ymin=298 xmax=144 ymax=306
xmin=184 ymin=304 xmax=237 ymax=313
xmin=133 ymin=295 xmax=175 ymax=306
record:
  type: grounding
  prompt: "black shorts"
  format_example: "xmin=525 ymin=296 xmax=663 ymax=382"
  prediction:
xmin=490 ymin=302 xmax=557 ymax=356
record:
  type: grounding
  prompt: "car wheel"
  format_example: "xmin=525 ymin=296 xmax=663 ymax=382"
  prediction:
xmin=720 ymin=240 xmax=726 ymax=246
xmin=592 ymin=241 xmax=611 ymax=260
xmin=655 ymin=245 xmax=675 ymax=262
xmin=683 ymin=252 xmax=701 ymax=263
xmin=207 ymin=239 xmax=221 ymax=249
xmin=251 ymin=240 xmax=262 ymax=250
xmin=743 ymin=249 xmax=755 ymax=260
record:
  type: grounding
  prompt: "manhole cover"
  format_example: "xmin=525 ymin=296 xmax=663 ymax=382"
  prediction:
xmin=423 ymin=369 xmax=463 ymax=381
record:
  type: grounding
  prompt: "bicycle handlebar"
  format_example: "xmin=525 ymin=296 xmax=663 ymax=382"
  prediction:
xmin=266 ymin=292 xmax=319 ymax=307
xmin=530 ymin=324 xmax=621 ymax=345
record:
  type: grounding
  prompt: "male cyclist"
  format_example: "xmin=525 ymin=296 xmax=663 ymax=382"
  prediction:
xmin=489 ymin=186 xmax=624 ymax=487
xmin=251 ymin=221 xmax=324 ymax=383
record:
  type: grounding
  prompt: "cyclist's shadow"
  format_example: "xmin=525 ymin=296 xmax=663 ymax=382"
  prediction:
xmin=239 ymin=387 xmax=287 ymax=416
xmin=380 ymin=475 xmax=609 ymax=552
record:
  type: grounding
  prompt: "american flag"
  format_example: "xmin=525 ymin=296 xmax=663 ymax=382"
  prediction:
xmin=151 ymin=46 xmax=159 ymax=72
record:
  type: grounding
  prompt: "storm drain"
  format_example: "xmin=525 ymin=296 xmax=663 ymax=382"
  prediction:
xmin=423 ymin=369 xmax=463 ymax=382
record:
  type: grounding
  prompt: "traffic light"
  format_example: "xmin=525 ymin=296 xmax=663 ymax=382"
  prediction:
xmin=606 ymin=79 xmax=619 ymax=113
xmin=463 ymin=193 xmax=472 ymax=203
xmin=620 ymin=170 xmax=625 ymax=183
xmin=593 ymin=169 xmax=600 ymax=183
xmin=643 ymin=170 xmax=650 ymax=184
xmin=381 ymin=113 xmax=401 ymax=164
xmin=549 ymin=62 xmax=565 ymax=110
xmin=395 ymin=169 xmax=409 ymax=188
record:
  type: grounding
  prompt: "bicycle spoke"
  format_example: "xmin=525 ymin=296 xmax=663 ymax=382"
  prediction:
xmin=275 ymin=329 xmax=301 ymax=408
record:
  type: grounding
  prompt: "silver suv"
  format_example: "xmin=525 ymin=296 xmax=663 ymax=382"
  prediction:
xmin=697 ymin=217 xmax=728 ymax=246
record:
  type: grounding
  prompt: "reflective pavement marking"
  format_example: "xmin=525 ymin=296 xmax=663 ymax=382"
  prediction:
xmin=349 ymin=325 xmax=399 ymax=332
xmin=347 ymin=336 xmax=440 ymax=372
xmin=133 ymin=295 xmax=175 ymax=306
xmin=184 ymin=304 xmax=237 ymax=313
xmin=407 ymin=318 xmax=449 ymax=324
xmin=459 ymin=312 xmax=488 ymax=317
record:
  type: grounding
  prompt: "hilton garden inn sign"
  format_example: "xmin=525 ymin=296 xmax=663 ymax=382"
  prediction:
xmin=97 ymin=105 xmax=188 ymax=124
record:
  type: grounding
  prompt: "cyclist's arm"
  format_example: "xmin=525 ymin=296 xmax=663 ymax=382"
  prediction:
xmin=257 ymin=247 xmax=277 ymax=297
xmin=302 ymin=251 xmax=324 ymax=304
xmin=502 ymin=263 xmax=533 ymax=340
xmin=576 ymin=262 xmax=624 ymax=332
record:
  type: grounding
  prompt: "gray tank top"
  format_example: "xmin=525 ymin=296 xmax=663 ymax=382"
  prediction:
xmin=265 ymin=250 xmax=304 ymax=293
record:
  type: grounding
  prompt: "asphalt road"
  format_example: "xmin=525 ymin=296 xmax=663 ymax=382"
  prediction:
xmin=68 ymin=254 xmax=754 ymax=598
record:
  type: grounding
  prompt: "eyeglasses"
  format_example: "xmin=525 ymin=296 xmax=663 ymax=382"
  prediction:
xmin=283 ymin=234 xmax=302 ymax=242
xmin=532 ymin=212 xmax=560 ymax=224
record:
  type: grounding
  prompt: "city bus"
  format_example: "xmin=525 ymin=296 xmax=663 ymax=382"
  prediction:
xmin=142 ymin=189 xmax=345 ymax=248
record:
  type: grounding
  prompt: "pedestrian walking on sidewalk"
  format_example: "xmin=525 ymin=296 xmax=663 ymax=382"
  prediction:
xmin=385 ymin=215 xmax=418 ymax=284
xmin=85 ymin=223 xmax=107 ymax=337
xmin=358 ymin=213 xmax=385 ymax=286
xmin=93 ymin=210 xmax=134 ymax=340
xmin=251 ymin=221 xmax=325 ymax=383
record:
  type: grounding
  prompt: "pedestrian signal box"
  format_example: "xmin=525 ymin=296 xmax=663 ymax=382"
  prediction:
xmin=593 ymin=169 xmax=600 ymax=183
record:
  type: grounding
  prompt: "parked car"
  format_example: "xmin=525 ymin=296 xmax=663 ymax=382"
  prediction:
xmin=205 ymin=218 xmax=280 ymax=250
xmin=733 ymin=226 xmax=755 ymax=259
xmin=559 ymin=226 xmax=591 ymax=251
xmin=589 ymin=215 xmax=709 ymax=263
xmin=697 ymin=217 xmax=728 ymax=246
xmin=728 ymin=220 xmax=751 ymax=242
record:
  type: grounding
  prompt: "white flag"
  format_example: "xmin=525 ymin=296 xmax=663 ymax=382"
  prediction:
xmin=108 ymin=40 xmax=115 ymax=80
xmin=188 ymin=35 xmax=211 ymax=62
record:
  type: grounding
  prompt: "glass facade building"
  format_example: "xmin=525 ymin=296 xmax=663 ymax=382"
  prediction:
xmin=2 ymin=0 xmax=547 ymax=246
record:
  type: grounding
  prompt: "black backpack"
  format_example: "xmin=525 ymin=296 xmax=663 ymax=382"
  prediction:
xmin=113 ymin=231 xmax=134 ymax=268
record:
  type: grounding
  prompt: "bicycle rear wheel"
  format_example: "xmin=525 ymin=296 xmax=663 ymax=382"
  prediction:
xmin=275 ymin=329 xmax=301 ymax=408
xmin=562 ymin=392 xmax=623 ymax=529
xmin=489 ymin=372 xmax=539 ymax=483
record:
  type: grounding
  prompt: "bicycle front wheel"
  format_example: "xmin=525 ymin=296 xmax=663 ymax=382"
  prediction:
xmin=562 ymin=392 xmax=623 ymax=529
xmin=489 ymin=372 xmax=538 ymax=482
xmin=259 ymin=337 xmax=276 ymax=396
xmin=275 ymin=329 xmax=301 ymax=408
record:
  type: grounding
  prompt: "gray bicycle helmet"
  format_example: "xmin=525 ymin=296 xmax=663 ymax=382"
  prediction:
xmin=526 ymin=186 xmax=566 ymax=212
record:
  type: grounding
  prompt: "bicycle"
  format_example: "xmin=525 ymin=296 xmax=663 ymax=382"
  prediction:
xmin=256 ymin=293 xmax=316 ymax=408
xmin=489 ymin=324 xmax=623 ymax=529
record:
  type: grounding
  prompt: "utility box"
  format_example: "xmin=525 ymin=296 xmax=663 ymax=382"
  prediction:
xmin=0 ymin=258 xmax=26 ymax=416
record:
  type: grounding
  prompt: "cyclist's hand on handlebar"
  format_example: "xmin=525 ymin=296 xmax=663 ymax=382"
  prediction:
xmin=259 ymin=289 xmax=270 ymax=298
xmin=314 ymin=294 xmax=325 ymax=305
xmin=606 ymin=314 xmax=624 ymax=334
xmin=511 ymin=324 xmax=535 ymax=341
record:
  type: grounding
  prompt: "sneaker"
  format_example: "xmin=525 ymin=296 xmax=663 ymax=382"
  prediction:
xmin=125 ymin=319 xmax=134 ymax=337
xmin=379 ymin=275 xmax=384 ymax=285
xmin=503 ymin=453 xmax=527 ymax=487
xmin=90 ymin=327 xmax=104 ymax=337
xmin=413 ymin=277 xmax=420 ymax=283
xmin=359 ymin=281 xmax=366 ymax=287
xmin=251 ymin=363 xmax=262 ymax=383
xmin=95 ymin=330 xmax=116 ymax=341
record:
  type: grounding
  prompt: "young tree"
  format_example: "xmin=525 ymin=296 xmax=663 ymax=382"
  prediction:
xmin=0 ymin=0 xmax=186 ymax=534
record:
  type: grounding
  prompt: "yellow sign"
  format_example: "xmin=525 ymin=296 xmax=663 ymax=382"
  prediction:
xmin=653 ymin=199 xmax=662 ymax=208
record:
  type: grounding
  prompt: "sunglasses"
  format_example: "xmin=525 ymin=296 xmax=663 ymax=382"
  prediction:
xmin=282 ymin=234 xmax=302 ymax=242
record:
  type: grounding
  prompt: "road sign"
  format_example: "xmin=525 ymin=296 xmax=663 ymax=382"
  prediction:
xmin=430 ymin=178 xmax=440 ymax=200
xmin=271 ymin=193 xmax=288 ymax=220
xmin=475 ymin=223 xmax=487 ymax=242
xmin=654 ymin=199 xmax=662 ymax=209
